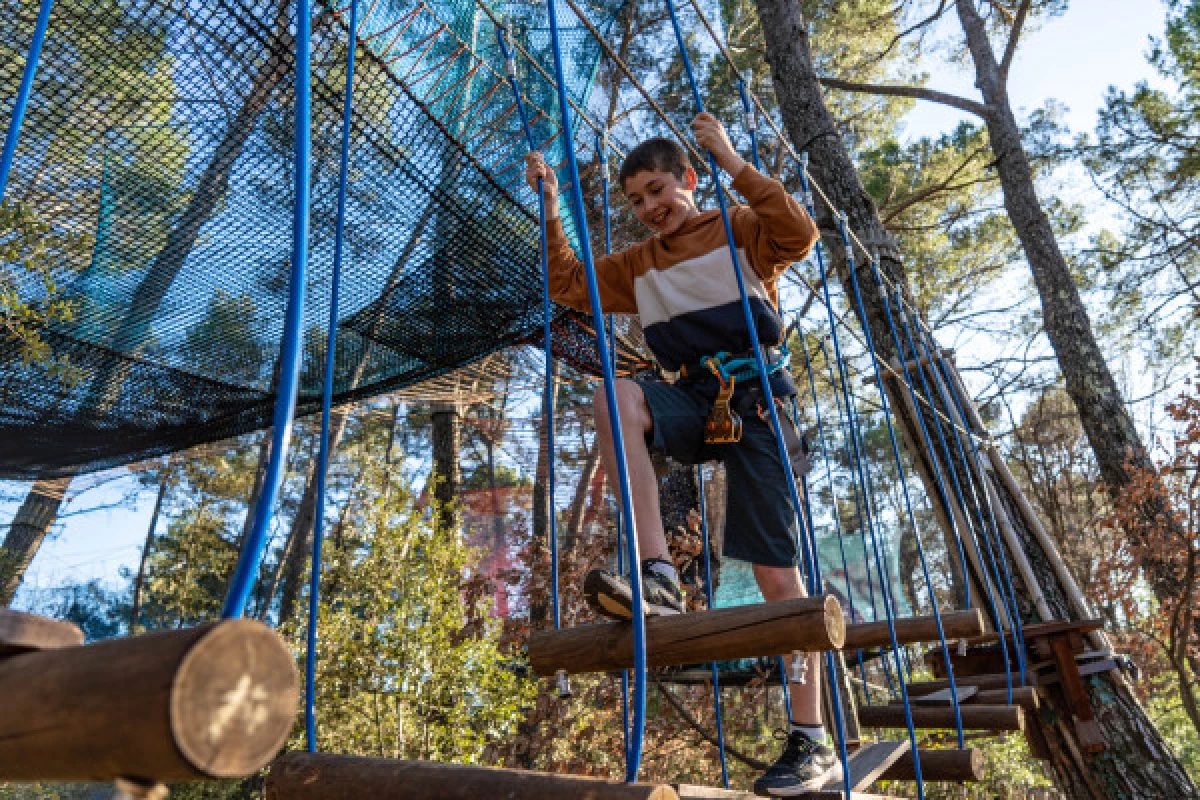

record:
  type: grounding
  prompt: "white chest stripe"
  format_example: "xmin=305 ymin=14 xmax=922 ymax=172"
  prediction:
xmin=633 ymin=247 xmax=771 ymax=328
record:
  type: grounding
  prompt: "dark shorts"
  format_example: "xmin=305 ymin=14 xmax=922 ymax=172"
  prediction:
xmin=636 ymin=377 xmax=800 ymax=569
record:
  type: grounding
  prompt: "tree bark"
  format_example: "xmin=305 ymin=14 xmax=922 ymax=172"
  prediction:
xmin=750 ymin=0 xmax=1200 ymax=794
xmin=129 ymin=459 xmax=177 ymax=631
xmin=0 ymin=476 xmax=72 ymax=606
xmin=430 ymin=401 xmax=461 ymax=536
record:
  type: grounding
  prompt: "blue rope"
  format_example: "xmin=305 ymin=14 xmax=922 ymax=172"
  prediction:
xmin=696 ymin=466 xmax=730 ymax=788
xmin=796 ymin=169 xmax=925 ymax=795
xmin=900 ymin=297 xmax=1028 ymax=691
xmin=659 ymin=4 xmax=851 ymax=792
xmin=496 ymin=22 xmax=562 ymax=632
xmin=867 ymin=260 xmax=1014 ymax=708
xmin=541 ymin=0 xmax=648 ymax=778
xmin=303 ymin=0 xmax=358 ymax=751
xmin=221 ymin=0 xmax=312 ymax=619
xmin=796 ymin=337 xmax=877 ymax=704
xmin=829 ymin=206 xmax=965 ymax=755
xmin=0 ymin=0 xmax=54 ymax=204
xmin=596 ymin=128 xmax=632 ymax=750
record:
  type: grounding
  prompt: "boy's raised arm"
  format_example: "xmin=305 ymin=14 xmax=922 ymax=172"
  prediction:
xmin=526 ymin=152 xmax=638 ymax=314
xmin=731 ymin=164 xmax=820 ymax=279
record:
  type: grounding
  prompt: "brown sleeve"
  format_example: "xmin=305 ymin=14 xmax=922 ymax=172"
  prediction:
xmin=730 ymin=164 xmax=819 ymax=282
xmin=545 ymin=216 xmax=639 ymax=314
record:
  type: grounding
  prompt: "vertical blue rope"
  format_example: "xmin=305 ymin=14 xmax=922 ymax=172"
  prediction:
xmin=0 ymin=0 xmax=54 ymax=204
xmin=596 ymin=127 xmax=632 ymax=749
xmin=796 ymin=168 xmax=924 ymax=796
xmin=542 ymin=0 xmax=647 ymax=778
xmin=304 ymin=0 xmax=358 ymax=751
xmin=659 ymin=5 xmax=850 ymax=793
xmin=867 ymin=261 xmax=1014 ymax=707
xmin=496 ymin=22 xmax=562 ymax=631
xmin=696 ymin=466 xmax=730 ymax=788
xmin=221 ymin=0 xmax=312 ymax=620
xmin=829 ymin=208 xmax=963 ymax=754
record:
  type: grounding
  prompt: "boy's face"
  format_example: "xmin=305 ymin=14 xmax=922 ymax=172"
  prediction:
xmin=623 ymin=166 xmax=699 ymax=236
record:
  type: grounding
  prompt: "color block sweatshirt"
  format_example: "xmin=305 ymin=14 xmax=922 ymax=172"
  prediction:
xmin=545 ymin=164 xmax=818 ymax=396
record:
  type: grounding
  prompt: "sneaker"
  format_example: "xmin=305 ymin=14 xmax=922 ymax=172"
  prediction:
xmin=584 ymin=565 xmax=684 ymax=621
xmin=753 ymin=730 xmax=842 ymax=796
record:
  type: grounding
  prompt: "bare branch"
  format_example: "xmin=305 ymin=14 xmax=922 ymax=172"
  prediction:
xmin=1000 ymin=0 xmax=1033 ymax=79
xmin=819 ymin=77 xmax=991 ymax=118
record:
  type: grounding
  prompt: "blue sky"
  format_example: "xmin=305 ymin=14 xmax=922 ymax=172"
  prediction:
xmin=2 ymin=0 xmax=1174 ymax=610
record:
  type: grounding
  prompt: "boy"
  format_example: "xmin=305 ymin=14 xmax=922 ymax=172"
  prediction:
xmin=525 ymin=113 xmax=840 ymax=796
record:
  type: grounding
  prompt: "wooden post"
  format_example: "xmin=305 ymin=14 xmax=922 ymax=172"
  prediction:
xmin=266 ymin=753 xmax=681 ymax=799
xmin=842 ymin=609 xmax=983 ymax=650
xmin=858 ymin=703 xmax=1024 ymax=731
xmin=0 ymin=619 xmax=297 ymax=782
xmin=879 ymin=748 xmax=985 ymax=782
xmin=527 ymin=596 xmax=844 ymax=675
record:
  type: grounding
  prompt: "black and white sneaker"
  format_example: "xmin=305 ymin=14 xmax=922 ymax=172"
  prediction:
xmin=584 ymin=565 xmax=684 ymax=621
xmin=753 ymin=731 xmax=842 ymax=796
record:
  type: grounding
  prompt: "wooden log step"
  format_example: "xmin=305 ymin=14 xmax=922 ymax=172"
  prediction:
xmin=268 ymin=753 xmax=679 ymax=799
xmin=858 ymin=703 xmax=1024 ymax=732
xmin=0 ymin=608 xmax=84 ymax=656
xmin=674 ymin=785 xmax=754 ymax=798
xmin=912 ymin=686 xmax=978 ymax=705
xmin=973 ymin=686 xmax=1040 ymax=710
xmin=842 ymin=610 xmax=984 ymax=650
xmin=907 ymin=671 xmax=1035 ymax=694
xmin=0 ymin=619 xmax=297 ymax=783
xmin=879 ymin=748 xmax=985 ymax=782
xmin=528 ymin=596 xmax=844 ymax=676
xmin=825 ymin=739 xmax=910 ymax=791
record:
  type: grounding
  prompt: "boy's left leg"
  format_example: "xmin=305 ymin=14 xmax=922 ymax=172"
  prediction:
xmin=751 ymin=564 xmax=841 ymax=796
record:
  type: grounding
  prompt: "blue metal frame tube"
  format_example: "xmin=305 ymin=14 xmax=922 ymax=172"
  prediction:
xmin=304 ymin=0 xmax=359 ymax=750
xmin=222 ymin=0 xmax=313 ymax=619
xmin=0 ymin=0 xmax=55 ymax=204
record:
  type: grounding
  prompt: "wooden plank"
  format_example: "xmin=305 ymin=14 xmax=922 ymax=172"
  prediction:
xmin=0 ymin=619 xmax=297 ymax=782
xmin=912 ymin=686 xmax=978 ymax=705
xmin=1049 ymin=634 xmax=1106 ymax=753
xmin=973 ymin=686 xmax=1040 ymax=710
xmin=795 ymin=793 xmax=896 ymax=800
xmin=0 ymin=608 xmax=83 ymax=656
xmin=268 ymin=753 xmax=680 ymax=799
xmin=907 ymin=671 xmax=1035 ymax=694
xmin=528 ymin=596 xmax=844 ymax=676
xmin=825 ymin=740 xmax=910 ymax=791
xmin=843 ymin=610 xmax=983 ymax=651
xmin=958 ymin=618 xmax=1103 ymax=648
xmin=674 ymin=785 xmax=755 ymax=799
xmin=858 ymin=703 xmax=1024 ymax=732
xmin=879 ymin=749 xmax=984 ymax=782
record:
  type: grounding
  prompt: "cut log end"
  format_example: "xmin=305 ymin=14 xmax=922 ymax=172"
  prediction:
xmin=172 ymin=619 xmax=299 ymax=778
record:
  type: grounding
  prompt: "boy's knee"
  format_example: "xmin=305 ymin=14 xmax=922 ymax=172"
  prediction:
xmin=593 ymin=379 xmax=651 ymax=433
xmin=753 ymin=563 xmax=806 ymax=602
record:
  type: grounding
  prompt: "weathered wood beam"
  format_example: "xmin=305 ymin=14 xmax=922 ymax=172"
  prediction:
xmin=267 ymin=753 xmax=680 ymax=799
xmin=907 ymin=671 xmax=1035 ymax=694
xmin=0 ymin=609 xmax=83 ymax=656
xmin=0 ymin=619 xmax=297 ymax=782
xmin=528 ymin=596 xmax=844 ymax=676
xmin=879 ymin=748 xmax=985 ymax=782
xmin=843 ymin=609 xmax=984 ymax=650
xmin=858 ymin=703 xmax=1024 ymax=731
xmin=973 ymin=686 xmax=1040 ymax=710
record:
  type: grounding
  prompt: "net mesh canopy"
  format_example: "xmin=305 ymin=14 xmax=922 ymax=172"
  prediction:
xmin=0 ymin=0 xmax=625 ymax=478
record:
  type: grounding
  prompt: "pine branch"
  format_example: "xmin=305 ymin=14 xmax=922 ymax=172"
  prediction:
xmin=1000 ymin=0 xmax=1033 ymax=79
xmin=818 ymin=77 xmax=991 ymax=118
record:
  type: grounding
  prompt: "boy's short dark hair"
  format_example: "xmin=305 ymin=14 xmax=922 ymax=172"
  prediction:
xmin=618 ymin=137 xmax=690 ymax=188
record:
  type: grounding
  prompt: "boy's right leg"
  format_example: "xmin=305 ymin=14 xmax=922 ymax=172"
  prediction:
xmin=585 ymin=379 xmax=682 ymax=619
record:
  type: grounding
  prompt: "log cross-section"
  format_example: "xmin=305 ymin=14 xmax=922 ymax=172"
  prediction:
xmin=267 ymin=753 xmax=681 ymax=799
xmin=528 ymin=596 xmax=844 ymax=676
xmin=0 ymin=619 xmax=297 ymax=783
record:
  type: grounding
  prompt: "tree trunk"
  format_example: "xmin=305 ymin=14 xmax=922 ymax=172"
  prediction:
xmin=430 ymin=401 xmax=461 ymax=536
xmin=750 ymin=0 xmax=1200 ymax=795
xmin=564 ymin=440 xmax=601 ymax=547
xmin=0 ymin=476 xmax=71 ymax=606
xmin=129 ymin=458 xmax=176 ymax=631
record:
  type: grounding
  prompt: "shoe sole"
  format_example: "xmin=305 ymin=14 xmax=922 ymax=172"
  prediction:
xmin=585 ymin=572 xmax=683 ymax=622
xmin=753 ymin=762 xmax=842 ymax=797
